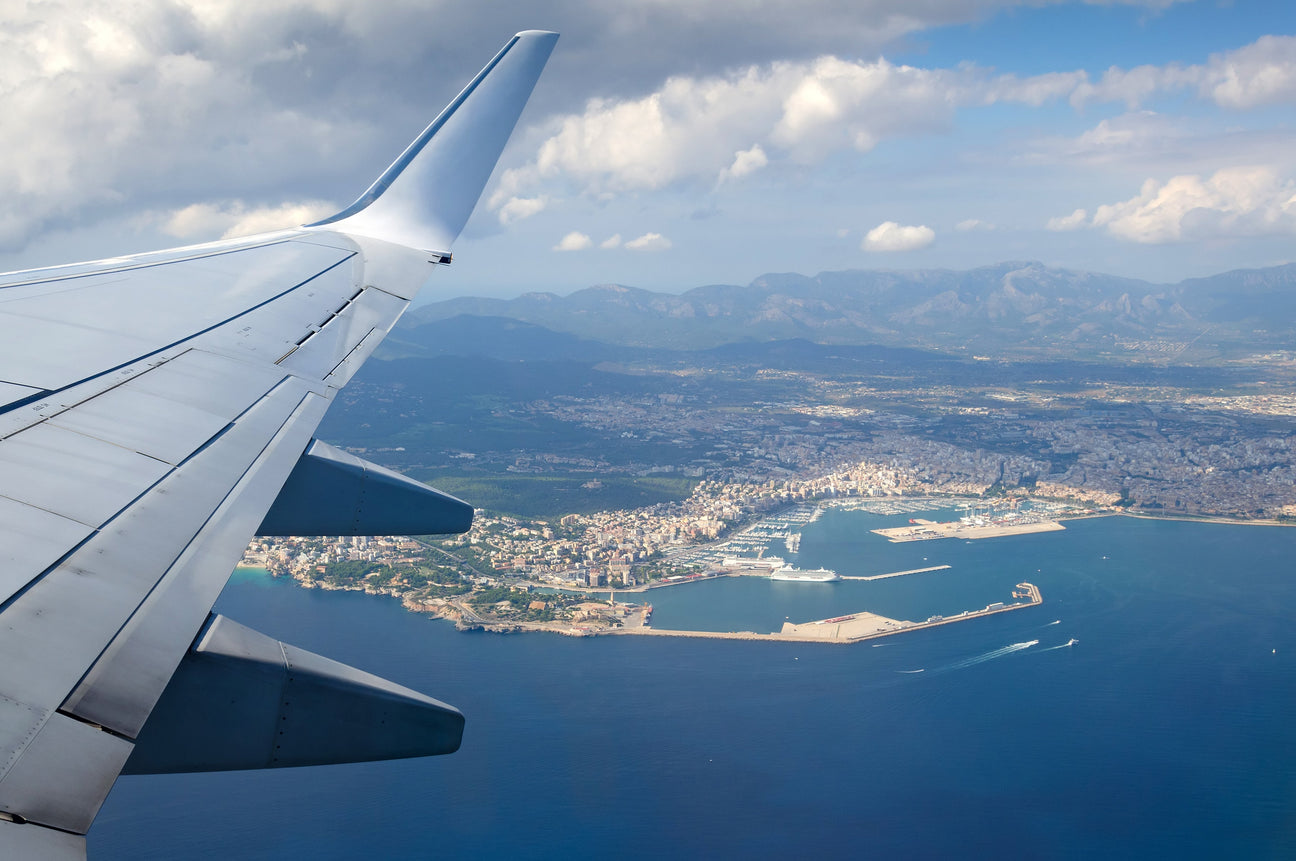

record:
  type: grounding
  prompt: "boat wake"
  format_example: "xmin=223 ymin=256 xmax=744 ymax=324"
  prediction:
xmin=1042 ymin=619 xmax=1061 ymax=627
xmin=896 ymin=669 xmax=925 ymax=674
xmin=1038 ymin=638 xmax=1079 ymax=652
xmin=939 ymin=640 xmax=1038 ymax=672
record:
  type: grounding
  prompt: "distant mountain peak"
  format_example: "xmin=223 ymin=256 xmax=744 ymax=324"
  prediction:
xmin=404 ymin=261 xmax=1296 ymax=361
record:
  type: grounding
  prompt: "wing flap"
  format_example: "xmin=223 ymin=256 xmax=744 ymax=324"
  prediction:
xmin=0 ymin=819 xmax=85 ymax=860
xmin=62 ymin=394 xmax=329 ymax=737
xmin=0 ymin=712 xmax=132 ymax=834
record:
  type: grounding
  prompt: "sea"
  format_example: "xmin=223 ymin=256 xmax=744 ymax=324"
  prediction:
xmin=90 ymin=509 xmax=1296 ymax=859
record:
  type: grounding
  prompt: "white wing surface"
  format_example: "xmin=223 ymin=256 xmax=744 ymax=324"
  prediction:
xmin=0 ymin=31 xmax=557 ymax=859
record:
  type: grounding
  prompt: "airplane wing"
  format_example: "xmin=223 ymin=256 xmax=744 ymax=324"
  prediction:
xmin=0 ymin=30 xmax=558 ymax=859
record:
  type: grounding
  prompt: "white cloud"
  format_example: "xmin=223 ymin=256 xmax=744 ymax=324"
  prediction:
xmin=492 ymin=32 xmax=1296 ymax=218
xmin=1203 ymin=35 xmax=1296 ymax=109
xmin=0 ymin=0 xmax=1277 ymax=285
xmin=719 ymin=145 xmax=769 ymax=183
xmin=1071 ymin=112 xmax=1167 ymax=152
xmin=0 ymin=0 xmax=381 ymax=250
xmin=497 ymin=196 xmax=547 ymax=225
xmin=980 ymin=70 xmax=1088 ymax=107
xmin=506 ymin=54 xmax=1086 ymax=202
xmin=1073 ymin=35 xmax=1296 ymax=110
xmin=625 ymin=232 xmax=672 ymax=251
xmin=862 ymin=221 xmax=934 ymax=252
xmin=956 ymin=218 xmax=994 ymax=231
xmin=553 ymin=231 xmax=593 ymax=251
xmin=599 ymin=234 xmax=623 ymax=249
xmin=1091 ymin=167 xmax=1296 ymax=243
xmin=160 ymin=199 xmax=335 ymax=239
xmin=1046 ymin=208 xmax=1089 ymax=231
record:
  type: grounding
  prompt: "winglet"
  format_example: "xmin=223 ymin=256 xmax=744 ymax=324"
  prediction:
xmin=309 ymin=30 xmax=558 ymax=253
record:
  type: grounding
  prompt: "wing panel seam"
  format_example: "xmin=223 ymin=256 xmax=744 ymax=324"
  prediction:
xmin=0 ymin=252 xmax=355 ymax=422
xmin=0 ymin=238 xmax=298 ymax=291
xmin=0 ymin=377 xmax=298 ymax=616
xmin=60 ymin=391 xmax=327 ymax=722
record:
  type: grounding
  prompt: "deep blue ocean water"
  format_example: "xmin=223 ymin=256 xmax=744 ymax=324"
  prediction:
xmin=91 ymin=513 xmax=1296 ymax=859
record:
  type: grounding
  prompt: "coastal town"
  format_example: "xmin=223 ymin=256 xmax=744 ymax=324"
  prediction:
xmin=249 ymin=323 xmax=1296 ymax=639
xmin=241 ymin=450 xmax=1090 ymax=638
xmin=519 ymin=383 xmax=1296 ymax=518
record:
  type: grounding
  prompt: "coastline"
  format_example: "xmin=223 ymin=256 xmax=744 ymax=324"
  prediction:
xmin=1117 ymin=511 xmax=1295 ymax=527
xmin=457 ymin=583 xmax=1042 ymax=644
xmin=239 ymin=496 xmax=1294 ymax=645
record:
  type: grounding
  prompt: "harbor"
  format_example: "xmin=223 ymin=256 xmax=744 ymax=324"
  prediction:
xmin=669 ymin=497 xmax=1087 ymax=569
xmin=444 ymin=496 xmax=1070 ymax=643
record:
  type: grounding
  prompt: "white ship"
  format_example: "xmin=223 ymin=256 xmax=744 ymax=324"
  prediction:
xmin=770 ymin=565 xmax=840 ymax=583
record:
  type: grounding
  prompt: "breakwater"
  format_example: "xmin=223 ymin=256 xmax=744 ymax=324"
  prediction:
xmin=615 ymin=582 xmax=1042 ymax=645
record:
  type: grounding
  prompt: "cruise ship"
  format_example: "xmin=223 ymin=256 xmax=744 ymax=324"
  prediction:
xmin=770 ymin=565 xmax=840 ymax=583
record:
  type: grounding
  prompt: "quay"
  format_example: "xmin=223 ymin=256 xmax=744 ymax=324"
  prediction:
xmin=615 ymin=582 xmax=1042 ymax=645
xmin=873 ymin=519 xmax=1065 ymax=543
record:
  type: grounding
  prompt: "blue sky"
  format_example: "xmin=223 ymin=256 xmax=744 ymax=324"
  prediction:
xmin=2 ymin=1 xmax=1294 ymax=297
xmin=911 ymin=2 xmax=1296 ymax=73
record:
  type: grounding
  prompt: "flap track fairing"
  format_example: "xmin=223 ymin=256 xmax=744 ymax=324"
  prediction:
xmin=256 ymin=439 xmax=473 ymax=537
xmin=123 ymin=615 xmax=463 ymax=774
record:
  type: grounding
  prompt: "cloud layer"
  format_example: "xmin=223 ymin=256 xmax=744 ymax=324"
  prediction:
xmin=0 ymin=1 xmax=1290 ymax=289
xmin=493 ymin=55 xmax=1085 ymax=208
xmin=489 ymin=33 xmax=1296 ymax=224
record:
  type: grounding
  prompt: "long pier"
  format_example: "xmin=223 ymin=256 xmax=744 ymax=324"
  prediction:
xmin=839 ymin=564 xmax=951 ymax=581
xmin=615 ymin=582 xmax=1042 ymax=645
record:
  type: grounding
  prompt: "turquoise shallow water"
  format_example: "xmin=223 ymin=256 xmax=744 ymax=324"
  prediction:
xmin=92 ymin=513 xmax=1296 ymax=859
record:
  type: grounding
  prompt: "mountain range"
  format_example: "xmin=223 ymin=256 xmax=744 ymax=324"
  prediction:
xmin=392 ymin=261 xmax=1296 ymax=363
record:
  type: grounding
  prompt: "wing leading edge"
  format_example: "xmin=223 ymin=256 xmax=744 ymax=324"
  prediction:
xmin=0 ymin=30 xmax=557 ymax=858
